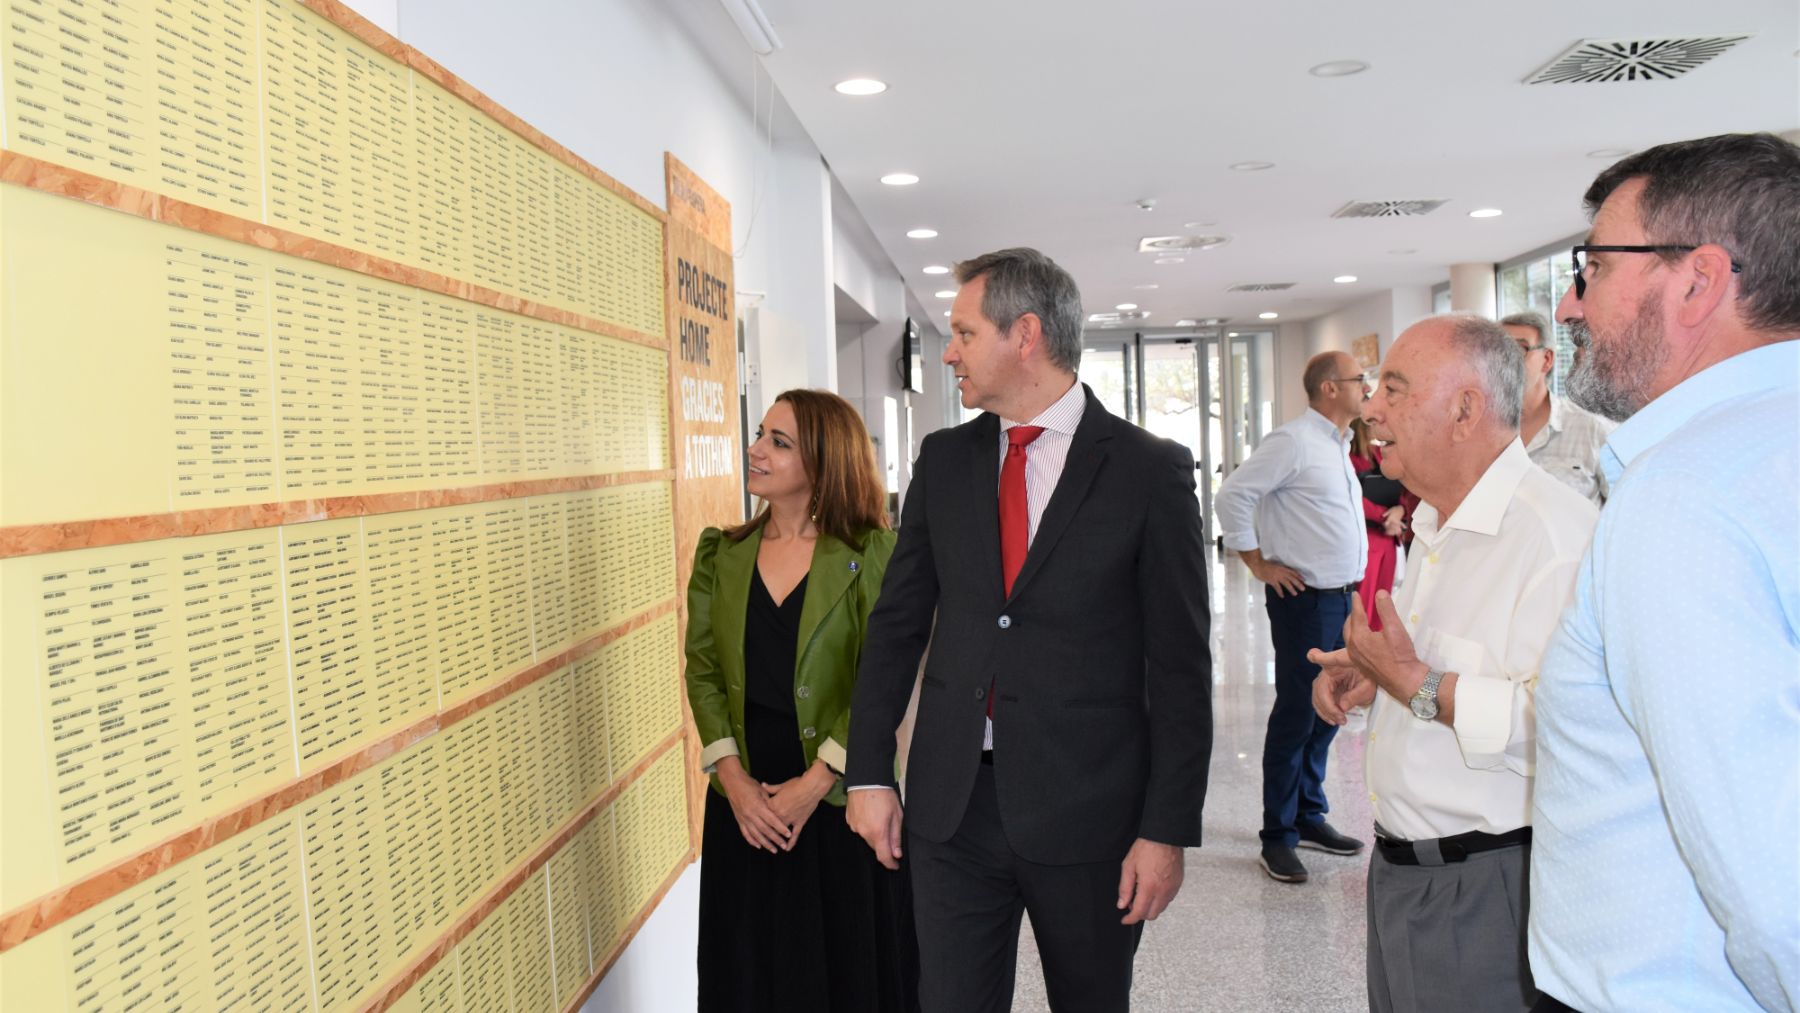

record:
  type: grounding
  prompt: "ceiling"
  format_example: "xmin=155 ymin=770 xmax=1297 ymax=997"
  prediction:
xmin=750 ymin=0 xmax=1799 ymax=333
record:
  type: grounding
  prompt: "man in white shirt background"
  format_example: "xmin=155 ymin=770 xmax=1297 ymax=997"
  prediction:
xmin=1499 ymin=310 xmax=1615 ymax=505
xmin=1215 ymin=350 xmax=1369 ymax=884
xmin=1309 ymin=314 xmax=1597 ymax=1013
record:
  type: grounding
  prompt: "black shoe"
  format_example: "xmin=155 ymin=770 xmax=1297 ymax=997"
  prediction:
xmin=1258 ymin=844 xmax=1309 ymax=883
xmin=1297 ymin=820 xmax=1366 ymax=855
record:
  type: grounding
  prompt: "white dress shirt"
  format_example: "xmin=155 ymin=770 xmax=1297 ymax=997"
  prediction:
xmin=1214 ymin=408 xmax=1366 ymax=588
xmin=983 ymin=378 xmax=1086 ymax=750
xmin=1365 ymin=440 xmax=1597 ymax=841
xmin=1524 ymin=395 xmax=1616 ymax=505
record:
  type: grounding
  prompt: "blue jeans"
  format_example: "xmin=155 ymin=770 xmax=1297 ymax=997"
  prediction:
xmin=1261 ymin=586 xmax=1350 ymax=846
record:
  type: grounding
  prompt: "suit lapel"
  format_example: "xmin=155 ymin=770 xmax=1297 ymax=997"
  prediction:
xmin=968 ymin=414 xmax=1003 ymax=601
xmin=796 ymin=536 xmax=858 ymax=664
xmin=713 ymin=525 xmax=759 ymax=670
xmin=1005 ymin=388 xmax=1114 ymax=604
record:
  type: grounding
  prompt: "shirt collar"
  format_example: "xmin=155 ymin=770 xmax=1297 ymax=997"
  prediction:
xmin=1412 ymin=439 xmax=1532 ymax=545
xmin=1546 ymin=395 xmax=1568 ymax=434
xmin=1001 ymin=376 xmax=1086 ymax=436
xmin=1302 ymin=407 xmax=1349 ymax=442
xmin=1599 ymin=342 xmax=1800 ymax=486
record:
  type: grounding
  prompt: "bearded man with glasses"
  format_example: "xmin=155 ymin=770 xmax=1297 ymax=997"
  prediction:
xmin=1529 ymin=132 xmax=1800 ymax=1013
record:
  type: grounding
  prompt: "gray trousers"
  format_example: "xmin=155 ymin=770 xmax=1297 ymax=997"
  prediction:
xmin=1367 ymin=839 xmax=1537 ymax=1013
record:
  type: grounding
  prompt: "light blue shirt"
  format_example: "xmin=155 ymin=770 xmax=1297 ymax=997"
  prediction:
xmin=1215 ymin=408 xmax=1366 ymax=588
xmin=1530 ymin=341 xmax=1800 ymax=1012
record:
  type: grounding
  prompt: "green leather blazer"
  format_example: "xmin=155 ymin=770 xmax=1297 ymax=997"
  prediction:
xmin=684 ymin=524 xmax=897 ymax=807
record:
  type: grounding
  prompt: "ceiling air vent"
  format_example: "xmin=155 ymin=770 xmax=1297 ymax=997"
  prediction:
xmin=1526 ymin=37 xmax=1749 ymax=84
xmin=1332 ymin=199 xmax=1449 ymax=219
xmin=1227 ymin=282 xmax=1295 ymax=293
xmin=1138 ymin=235 xmax=1230 ymax=254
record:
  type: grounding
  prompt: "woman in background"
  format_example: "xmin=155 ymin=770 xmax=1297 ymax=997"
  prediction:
xmin=1349 ymin=416 xmax=1414 ymax=632
xmin=685 ymin=388 xmax=916 ymax=1013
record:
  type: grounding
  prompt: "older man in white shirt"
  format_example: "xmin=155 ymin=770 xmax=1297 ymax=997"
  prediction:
xmin=1310 ymin=315 xmax=1597 ymax=1013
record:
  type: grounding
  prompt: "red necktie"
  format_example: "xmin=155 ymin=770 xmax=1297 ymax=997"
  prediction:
xmin=993 ymin=425 xmax=1044 ymax=719
xmin=1000 ymin=425 xmax=1045 ymax=596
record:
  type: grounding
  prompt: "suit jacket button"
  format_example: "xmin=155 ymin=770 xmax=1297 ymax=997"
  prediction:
xmin=802 ymin=726 xmax=816 ymax=739
xmin=974 ymin=687 xmax=986 ymax=701
xmin=997 ymin=615 xmax=1012 ymax=629
xmin=796 ymin=685 xmax=811 ymax=699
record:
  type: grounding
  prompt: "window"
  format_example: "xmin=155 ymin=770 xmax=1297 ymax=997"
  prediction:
xmin=1496 ymin=239 xmax=1581 ymax=394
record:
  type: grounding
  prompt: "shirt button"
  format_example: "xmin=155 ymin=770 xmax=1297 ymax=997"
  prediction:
xmin=1410 ymin=614 xmax=1420 ymax=624
xmin=1368 ymin=792 xmax=1378 ymax=802
xmin=802 ymin=726 xmax=816 ymax=739
xmin=1428 ymin=553 xmax=1439 ymax=565
xmin=796 ymin=685 xmax=811 ymax=699
xmin=974 ymin=687 xmax=986 ymax=701
xmin=997 ymin=615 xmax=1012 ymax=630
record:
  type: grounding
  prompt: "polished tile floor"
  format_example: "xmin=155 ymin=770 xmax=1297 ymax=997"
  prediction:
xmin=1011 ymin=552 xmax=1375 ymax=1012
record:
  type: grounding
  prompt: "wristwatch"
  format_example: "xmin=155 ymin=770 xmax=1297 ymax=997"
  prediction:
xmin=1409 ymin=668 xmax=1447 ymax=721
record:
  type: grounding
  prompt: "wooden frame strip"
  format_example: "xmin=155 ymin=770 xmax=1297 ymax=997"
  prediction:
xmin=0 ymin=596 xmax=680 ymax=952
xmin=0 ymin=469 xmax=675 ymax=560
xmin=0 ymin=153 xmax=666 ymax=352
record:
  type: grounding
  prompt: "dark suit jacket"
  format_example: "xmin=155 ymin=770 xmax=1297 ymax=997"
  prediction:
xmin=847 ymin=386 xmax=1213 ymax=866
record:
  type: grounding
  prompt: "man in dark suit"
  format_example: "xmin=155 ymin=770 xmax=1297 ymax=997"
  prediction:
xmin=845 ymin=248 xmax=1213 ymax=1012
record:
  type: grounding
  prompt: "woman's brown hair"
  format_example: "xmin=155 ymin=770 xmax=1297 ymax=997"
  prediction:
xmin=726 ymin=389 xmax=890 ymax=549
xmin=1349 ymin=416 xmax=1375 ymax=461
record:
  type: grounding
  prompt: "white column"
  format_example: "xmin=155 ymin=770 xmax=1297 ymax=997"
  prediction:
xmin=1449 ymin=263 xmax=1497 ymax=317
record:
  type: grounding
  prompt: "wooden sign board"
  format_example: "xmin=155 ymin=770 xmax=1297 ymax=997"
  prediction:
xmin=664 ymin=153 xmax=742 ymax=847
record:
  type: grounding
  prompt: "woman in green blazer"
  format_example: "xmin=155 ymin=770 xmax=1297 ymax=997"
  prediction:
xmin=686 ymin=388 xmax=917 ymax=1013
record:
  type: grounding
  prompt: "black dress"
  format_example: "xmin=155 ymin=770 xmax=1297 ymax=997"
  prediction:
xmin=697 ymin=569 xmax=918 ymax=1013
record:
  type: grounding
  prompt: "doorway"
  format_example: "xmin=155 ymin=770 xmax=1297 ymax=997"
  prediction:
xmin=1081 ymin=329 xmax=1272 ymax=540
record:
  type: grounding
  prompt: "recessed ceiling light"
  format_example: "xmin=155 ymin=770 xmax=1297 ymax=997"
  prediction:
xmin=1115 ymin=303 xmax=1138 ymax=311
xmin=906 ymin=228 xmax=938 ymax=239
xmin=1132 ymin=283 xmax=1160 ymax=290
xmin=1309 ymin=59 xmax=1370 ymax=77
xmin=1586 ymin=148 xmax=1631 ymax=159
xmin=1259 ymin=311 xmax=1279 ymax=320
xmin=834 ymin=78 xmax=888 ymax=96
xmin=1184 ymin=221 xmax=1216 ymax=230
xmin=880 ymin=173 xmax=919 ymax=186
xmin=1155 ymin=257 xmax=1185 ymax=265
xmin=1469 ymin=208 xmax=1504 ymax=218
xmin=1227 ymin=331 xmax=1240 ymax=337
xmin=923 ymin=265 xmax=949 ymax=275
xmin=1177 ymin=319 xmax=1198 ymax=326
xmin=1230 ymin=161 xmax=1275 ymax=172
xmin=1333 ymin=275 xmax=1358 ymax=284
xmin=933 ymin=290 xmax=955 ymax=298
xmin=1388 ymin=248 xmax=1417 ymax=255
xmin=943 ymin=310 xmax=951 ymax=316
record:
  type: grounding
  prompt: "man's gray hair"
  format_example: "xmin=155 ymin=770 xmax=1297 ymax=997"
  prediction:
xmin=1584 ymin=132 xmax=1800 ymax=333
xmin=1499 ymin=311 xmax=1552 ymax=348
xmin=954 ymin=248 xmax=1084 ymax=373
xmin=1435 ymin=314 xmax=1524 ymax=430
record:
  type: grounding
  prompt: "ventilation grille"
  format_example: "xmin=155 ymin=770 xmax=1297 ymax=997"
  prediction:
xmin=1227 ymin=282 xmax=1295 ymax=293
xmin=1526 ymin=37 xmax=1749 ymax=84
xmin=1138 ymin=235 xmax=1230 ymax=253
xmin=1331 ymin=199 xmax=1449 ymax=219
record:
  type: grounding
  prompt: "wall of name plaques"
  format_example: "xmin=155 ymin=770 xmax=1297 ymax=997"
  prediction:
xmin=0 ymin=0 xmax=709 ymax=1009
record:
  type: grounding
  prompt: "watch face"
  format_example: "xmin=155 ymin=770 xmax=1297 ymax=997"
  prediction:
xmin=1410 ymin=695 xmax=1438 ymax=720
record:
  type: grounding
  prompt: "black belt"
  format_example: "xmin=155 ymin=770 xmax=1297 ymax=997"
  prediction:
xmin=1303 ymin=583 xmax=1358 ymax=595
xmin=1376 ymin=826 xmax=1531 ymax=866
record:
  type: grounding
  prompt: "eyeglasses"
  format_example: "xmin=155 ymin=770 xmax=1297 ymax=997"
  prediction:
xmin=1570 ymin=244 xmax=1744 ymax=299
xmin=1329 ymin=375 xmax=1369 ymax=384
